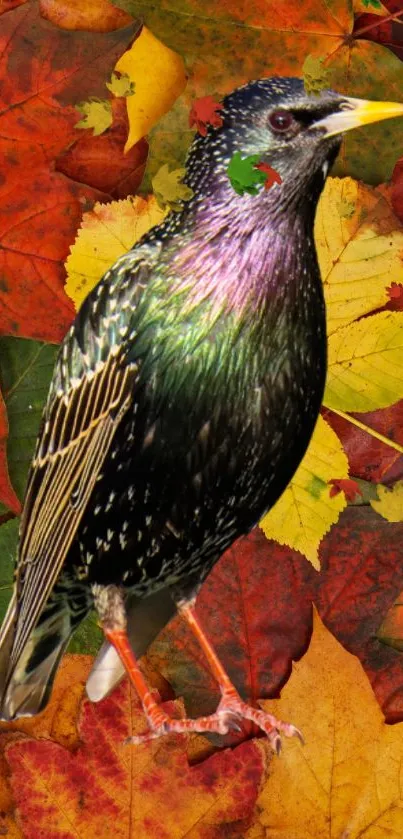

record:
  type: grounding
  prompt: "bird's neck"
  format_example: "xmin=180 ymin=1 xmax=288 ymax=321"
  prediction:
xmin=169 ymin=187 xmax=320 ymax=320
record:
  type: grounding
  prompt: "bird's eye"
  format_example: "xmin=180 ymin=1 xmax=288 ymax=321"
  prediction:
xmin=268 ymin=110 xmax=294 ymax=133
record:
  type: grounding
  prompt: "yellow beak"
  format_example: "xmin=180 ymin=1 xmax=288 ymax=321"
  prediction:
xmin=313 ymin=95 xmax=403 ymax=138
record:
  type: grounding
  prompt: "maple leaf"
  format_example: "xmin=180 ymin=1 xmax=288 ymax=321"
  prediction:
xmin=302 ymin=54 xmax=330 ymax=95
xmin=370 ymin=480 xmax=403 ymax=522
xmin=254 ymin=161 xmax=282 ymax=190
xmin=227 ymin=153 xmax=267 ymax=196
xmin=328 ymin=477 xmax=363 ymax=502
xmin=106 ymin=70 xmax=135 ymax=97
xmin=4 ymin=682 xmax=266 ymax=838
xmin=252 ymin=610 xmax=403 ymax=838
xmin=75 ymin=97 xmax=113 ymax=136
xmin=152 ymin=164 xmax=194 ymax=211
xmin=189 ymin=95 xmax=224 ymax=136
xmin=387 ymin=281 xmax=403 ymax=309
xmin=0 ymin=2 xmax=138 ymax=343
xmin=115 ymin=0 xmax=403 ymax=191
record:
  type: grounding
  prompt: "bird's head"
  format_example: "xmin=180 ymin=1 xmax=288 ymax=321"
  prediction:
xmin=186 ymin=77 xmax=403 ymax=219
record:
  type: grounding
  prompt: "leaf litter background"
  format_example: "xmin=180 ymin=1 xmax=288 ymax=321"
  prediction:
xmin=0 ymin=0 xmax=403 ymax=836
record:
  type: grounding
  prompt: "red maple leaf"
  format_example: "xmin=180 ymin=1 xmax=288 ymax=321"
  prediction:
xmin=189 ymin=96 xmax=224 ymax=136
xmin=254 ymin=162 xmax=282 ymax=190
xmin=328 ymin=478 xmax=363 ymax=502
xmin=386 ymin=282 xmax=403 ymax=310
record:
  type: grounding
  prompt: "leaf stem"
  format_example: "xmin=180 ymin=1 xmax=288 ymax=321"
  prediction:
xmin=329 ymin=407 xmax=403 ymax=455
xmin=354 ymin=9 xmax=403 ymax=39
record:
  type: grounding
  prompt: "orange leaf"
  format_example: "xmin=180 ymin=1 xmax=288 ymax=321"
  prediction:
xmin=5 ymin=681 xmax=267 ymax=838
xmin=189 ymin=95 xmax=224 ymax=136
xmin=39 ymin=0 xmax=132 ymax=31
xmin=328 ymin=477 xmax=363 ymax=501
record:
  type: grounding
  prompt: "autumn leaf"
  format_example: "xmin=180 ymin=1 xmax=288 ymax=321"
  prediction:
xmin=391 ymin=156 xmax=403 ymax=223
xmin=112 ymin=0 xmax=403 ymax=189
xmin=152 ymin=164 xmax=193 ymax=211
xmin=249 ymin=610 xmax=403 ymax=839
xmin=39 ymin=0 xmax=132 ymax=31
xmin=65 ymin=196 xmax=167 ymax=310
xmin=254 ymin=162 xmax=282 ymax=190
xmin=56 ymin=99 xmax=149 ymax=201
xmin=114 ymin=25 xmax=187 ymax=152
xmin=227 ymin=153 xmax=267 ymax=196
xmin=315 ymin=177 xmax=403 ymax=335
xmin=370 ymin=480 xmax=403 ymax=521
xmin=106 ymin=70 xmax=135 ymax=97
xmin=0 ymin=2 xmax=138 ymax=343
xmin=4 ymin=682 xmax=267 ymax=839
xmin=188 ymin=95 xmax=224 ymax=136
xmin=75 ymin=97 xmax=113 ymax=136
xmin=302 ymin=54 xmax=330 ymax=95
xmin=324 ymin=310 xmax=403 ymax=412
xmin=328 ymin=477 xmax=363 ymax=501
xmin=260 ymin=415 xmax=349 ymax=569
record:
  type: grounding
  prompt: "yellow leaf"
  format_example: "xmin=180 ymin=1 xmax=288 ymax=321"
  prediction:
xmin=64 ymin=196 xmax=168 ymax=310
xmin=75 ymin=98 xmax=112 ymax=136
xmin=324 ymin=310 xmax=403 ymax=412
xmin=259 ymin=416 xmax=348 ymax=569
xmin=315 ymin=178 xmax=403 ymax=335
xmin=248 ymin=610 xmax=403 ymax=839
xmin=370 ymin=480 xmax=403 ymax=523
xmin=114 ymin=26 xmax=187 ymax=152
xmin=152 ymin=164 xmax=194 ymax=211
xmin=105 ymin=71 xmax=135 ymax=98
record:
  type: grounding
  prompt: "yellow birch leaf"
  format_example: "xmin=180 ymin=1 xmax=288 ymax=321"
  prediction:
xmin=64 ymin=196 xmax=168 ymax=310
xmin=114 ymin=26 xmax=187 ymax=152
xmin=75 ymin=98 xmax=113 ymax=136
xmin=370 ymin=480 xmax=403 ymax=523
xmin=315 ymin=178 xmax=403 ymax=335
xmin=259 ymin=415 xmax=348 ymax=569
xmin=248 ymin=609 xmax=403 ymax=839
xmin=324 ymin=310 xmax=403 ymax=412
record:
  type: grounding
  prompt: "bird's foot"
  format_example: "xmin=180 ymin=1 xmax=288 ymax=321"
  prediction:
xmin=215 ymin=692 xmax=304 ymax=754
xmin=125 ymin=692 xmax=303 ymax=752
xmin=125 ymin=703 xmax=244 ymax=745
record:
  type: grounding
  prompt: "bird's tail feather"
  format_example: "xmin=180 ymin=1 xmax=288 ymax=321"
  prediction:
xmin=0 ymin=580 xmax=90 ymax=721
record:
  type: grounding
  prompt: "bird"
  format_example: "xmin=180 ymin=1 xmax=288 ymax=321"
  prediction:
xmin=0 ymin=77 xmax=402 ymax=753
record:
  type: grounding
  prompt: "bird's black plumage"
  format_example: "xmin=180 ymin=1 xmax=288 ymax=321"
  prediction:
xmin=0 ymin=76 xmax=395 ymax=723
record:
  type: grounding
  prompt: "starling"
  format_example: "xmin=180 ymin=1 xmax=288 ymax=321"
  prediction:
xmin=1 ymin=78 xmax=402 ymax=752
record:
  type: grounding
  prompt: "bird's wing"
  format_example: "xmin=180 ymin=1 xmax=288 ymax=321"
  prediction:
xmin=8 ymin=250 xmax=155 ymax=672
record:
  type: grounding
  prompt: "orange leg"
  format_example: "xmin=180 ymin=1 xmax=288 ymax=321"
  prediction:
xmin=104 ymin=627 xmax=241 ymax=742
xmin=178 ymin=600 xmax=304 ymax=753
xmin=105 ymin=601 xmax=303 ymax=753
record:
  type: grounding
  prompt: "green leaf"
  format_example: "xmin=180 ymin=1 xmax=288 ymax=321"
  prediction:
xmin=227 ymin=153 xmax=267 ymax=196
xmin=0 ymin=337 xmax=58 ymax=503
xmin=0 ymin=518 xmax=18 ymax=623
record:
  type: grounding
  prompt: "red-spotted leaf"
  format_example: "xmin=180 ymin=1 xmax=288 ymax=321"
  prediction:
xmin=5 ymin=681 xmax=267 ymax=838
